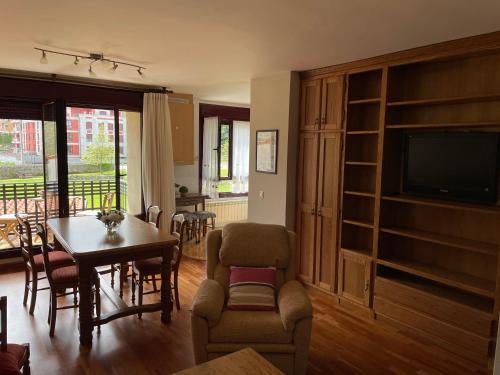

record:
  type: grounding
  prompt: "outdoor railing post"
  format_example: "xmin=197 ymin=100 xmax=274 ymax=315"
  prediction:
xmin=13 ymin=184 xmax=18 ymax=217
xmin=90 ymin=180 xmax=94 ymax=209
xmin=1 ymin=184 xmax=6 ymax=214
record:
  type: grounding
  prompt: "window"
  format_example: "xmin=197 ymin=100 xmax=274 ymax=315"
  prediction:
xmin=200 ymin=104 xmax=250 ymax=199
xmin=218 ymin=122 xmax=232 ymax=180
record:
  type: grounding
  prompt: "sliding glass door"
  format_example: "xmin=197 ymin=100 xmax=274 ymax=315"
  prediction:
xmin=64 ymin=106 xmax=141 ymax=216
xmin=41 ymin=102 xmax=60 ymax=219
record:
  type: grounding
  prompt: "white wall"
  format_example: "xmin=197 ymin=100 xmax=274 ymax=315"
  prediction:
xmin=247 ymin=71 xmax=299 ymax=229
xmin=173 ymin=99 xmax=250 ymax=194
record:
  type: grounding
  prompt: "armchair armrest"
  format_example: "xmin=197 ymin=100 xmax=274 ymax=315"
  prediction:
xmin=278 ymin=280 xmax=313 ymax=332
xmin=191 ymin=279 xmax=225 ymax=327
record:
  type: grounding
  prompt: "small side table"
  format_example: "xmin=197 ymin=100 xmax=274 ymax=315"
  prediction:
xmin=0 ymin=213 xmax=28 ymax=247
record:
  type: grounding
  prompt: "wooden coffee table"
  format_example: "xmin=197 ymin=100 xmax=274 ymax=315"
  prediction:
xmin=173 ymin=348 xmax=283 ymax=375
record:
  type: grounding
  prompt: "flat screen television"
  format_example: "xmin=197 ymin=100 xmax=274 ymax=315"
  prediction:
xmin=403 ymin=132 xmax=500 ymax=203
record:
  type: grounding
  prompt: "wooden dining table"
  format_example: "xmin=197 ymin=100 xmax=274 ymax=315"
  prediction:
xmin=47 ymin=214 xmax=178 ymax=347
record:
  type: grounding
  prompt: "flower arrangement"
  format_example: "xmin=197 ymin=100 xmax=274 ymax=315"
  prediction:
xmin=97 ymin=209 xmax=125 ymax=234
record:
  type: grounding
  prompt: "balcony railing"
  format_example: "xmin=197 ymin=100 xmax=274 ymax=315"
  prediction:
xmin=0 ymin=179 xmax=126 ymax=226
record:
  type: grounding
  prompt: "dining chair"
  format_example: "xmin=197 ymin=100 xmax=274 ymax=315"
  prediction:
xmin=115 ymin=205 xmax=163 ymax=298
xmin=0 ymin=296 xmax=30 ymax=375
xmin=17 ymin=215 xmax=74 ymax=315
xmin=36 ymin=224 xmax=101 ymax=337
xmin=131 ymin=213 xmax=186 ymax=315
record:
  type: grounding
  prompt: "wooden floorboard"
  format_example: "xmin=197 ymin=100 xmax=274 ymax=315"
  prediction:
xmin=0 ymin=240 xmax=490 ymax=374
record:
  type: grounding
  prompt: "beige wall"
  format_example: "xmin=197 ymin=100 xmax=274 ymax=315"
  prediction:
xmin=247 ymin=71 xmax=299 ymax=229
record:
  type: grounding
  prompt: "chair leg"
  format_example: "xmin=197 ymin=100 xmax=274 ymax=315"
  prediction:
xmin=119 ymin=266 xmax=124 ymax=298
xmin=195 ymin=220 xmax=201 ymax=243
xmin=73 ymin=287 xmax=78 ymax=307
xmin=110 ymin=264 xmax=115 ymax=288
xmin=95 ymin=277 xmax=101 ymax=333
xmin=131 ymin=271 xmax=136 ymax=304
xmin=49 ymin=291 xmax=57 ymax=337
xmin=23 ymin=267 xmax=30 ymax=307
xmin=152 ymin=275 xmax=158 ymax=292
xmin=29 ymin=271 xmax=37 ymax=315
xmin=174 ymin=272 xmax=180 ymax=310
xmin=138 ymin=274 xmax=144 ymax=319
xmin=47 ymin=293 xmax=51 ymax=325
xmin=211 ymin=217 xmax=215 ymax=230
xmin=22 ymin=350 xmax=30 ymax=375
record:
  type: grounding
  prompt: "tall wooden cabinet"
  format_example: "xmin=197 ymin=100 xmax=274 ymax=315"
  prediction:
xmin=297 ymin=32 xmax=500 ymax=369
xmin=169 ymin=93 xmax=194 ymax=165
xmin=296 ymin=75 xmax=344 ymax=292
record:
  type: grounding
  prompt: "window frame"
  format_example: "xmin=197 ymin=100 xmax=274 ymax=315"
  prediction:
xmin=217 ymin=119 xmax=233 ymax=181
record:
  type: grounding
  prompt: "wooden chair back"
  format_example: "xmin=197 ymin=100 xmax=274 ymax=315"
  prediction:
xmin=35 ymin=224 xmax=55 ymax=286
xmin=0 ymin=296 xmax=6 ymax=352
xmin=146 ymin=205 xmax=163 ymax=229
xmin=102 ymin=192 xmax=115 ymax=211
xmin=16 ymin=215 xmax=35 ymax=267
xmin=170 ymin=213 xmax=187 ymax=270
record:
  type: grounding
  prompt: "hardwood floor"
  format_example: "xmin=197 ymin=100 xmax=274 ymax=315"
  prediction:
xmin=0 ymin=240 xmax=490 ymax=374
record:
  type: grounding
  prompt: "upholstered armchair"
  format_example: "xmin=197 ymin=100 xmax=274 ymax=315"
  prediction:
xmin=190 ymin=223 xmax=313 ymax=375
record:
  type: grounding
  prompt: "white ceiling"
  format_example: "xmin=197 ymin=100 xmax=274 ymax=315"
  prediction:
xmin=1 ymin=1 xmax=500 ymax=104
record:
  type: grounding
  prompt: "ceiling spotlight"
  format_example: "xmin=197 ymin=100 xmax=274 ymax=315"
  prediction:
xmin=111 ymin=62 xmax=118 ymax=72
xmin=40 ymin=50 xmax=48 ymax=64
xmin=74 ymin=56 xmax=79 ymax=65
xmin=137 ymin=68 xmax=144 ymax=77
xmin=88 ymin=64 xmax=96 ymax=78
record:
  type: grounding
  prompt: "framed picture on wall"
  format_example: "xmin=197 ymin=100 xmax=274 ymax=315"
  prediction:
xmin=256 ymin=129 xmax=278 ymax=174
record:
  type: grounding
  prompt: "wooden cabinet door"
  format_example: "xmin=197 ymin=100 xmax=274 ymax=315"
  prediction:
xmin=315 ymin=133 xmax=341 ymax=291
xmin=169 ymin=95 xmax=194 ymax=165
xmin=296 ymin=132 xmax=319 ymax=284
xmin=320 ymin=75 xmax=344 ymax=130
xmin=338 ymin=250 xmax=371 ymax=306
xmin=300 ymin=80 xmax=321 ymax=131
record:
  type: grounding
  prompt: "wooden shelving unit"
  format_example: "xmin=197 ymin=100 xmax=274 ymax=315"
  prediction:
xmin=344 ymin=190 xmax=376 ymax=198
xmin=348 ymin=98 xmax=381 ymax=105
xmin=386 ymin=93 xmax=500 ymax=107
xmin=386 ymin=121 xmax=500 ymax=129
xmin=380 ymin=227 xmax=498 ymax=256
xmin=343 ymin=219 xmax=374 ymax=229
xmin=337 ymin=69 xmax=384 ymax=308
xmin=374 ymin=53 xmax=500 ymax=366
xmin=376 ymin=258 xmax=495 ymax=298
xmin=382 ymin=194 xmax=500 ymax=214
xmin=346 ymin=130 xmax=379 ymax=135
xmin=298 ymin=36 xmax=500 ymax=367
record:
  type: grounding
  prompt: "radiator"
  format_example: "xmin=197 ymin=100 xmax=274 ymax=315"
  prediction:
xmin=205 ymin=198 xmax=248 ymax=227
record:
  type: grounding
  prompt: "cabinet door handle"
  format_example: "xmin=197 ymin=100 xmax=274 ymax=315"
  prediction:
xmin=317 ymin=209 xmax=322 ymax=216
xmin=364 ymin=280 xmax=370 ymax=292
xmin=311 ymin=207 xmax=316 ymax=215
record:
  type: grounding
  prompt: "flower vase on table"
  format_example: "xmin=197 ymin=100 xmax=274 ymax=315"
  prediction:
xmin=96 ymin=210 xmax=125 ymax=235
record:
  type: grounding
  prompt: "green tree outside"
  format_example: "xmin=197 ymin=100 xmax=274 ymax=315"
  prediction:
xmin=81 ymin=126 xmax=114 ymax=174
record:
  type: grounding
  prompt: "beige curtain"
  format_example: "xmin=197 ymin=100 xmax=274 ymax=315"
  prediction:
xmin=142 ymin=93 xmax=176 ymax=229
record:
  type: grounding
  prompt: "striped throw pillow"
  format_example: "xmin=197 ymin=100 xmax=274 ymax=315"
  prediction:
xmin=227 ymin=266 xmax=277 ymax=311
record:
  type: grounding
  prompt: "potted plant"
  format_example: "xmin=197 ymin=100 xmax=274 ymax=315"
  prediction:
xmin=179 ymin=185 xmax=189 ymax=197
